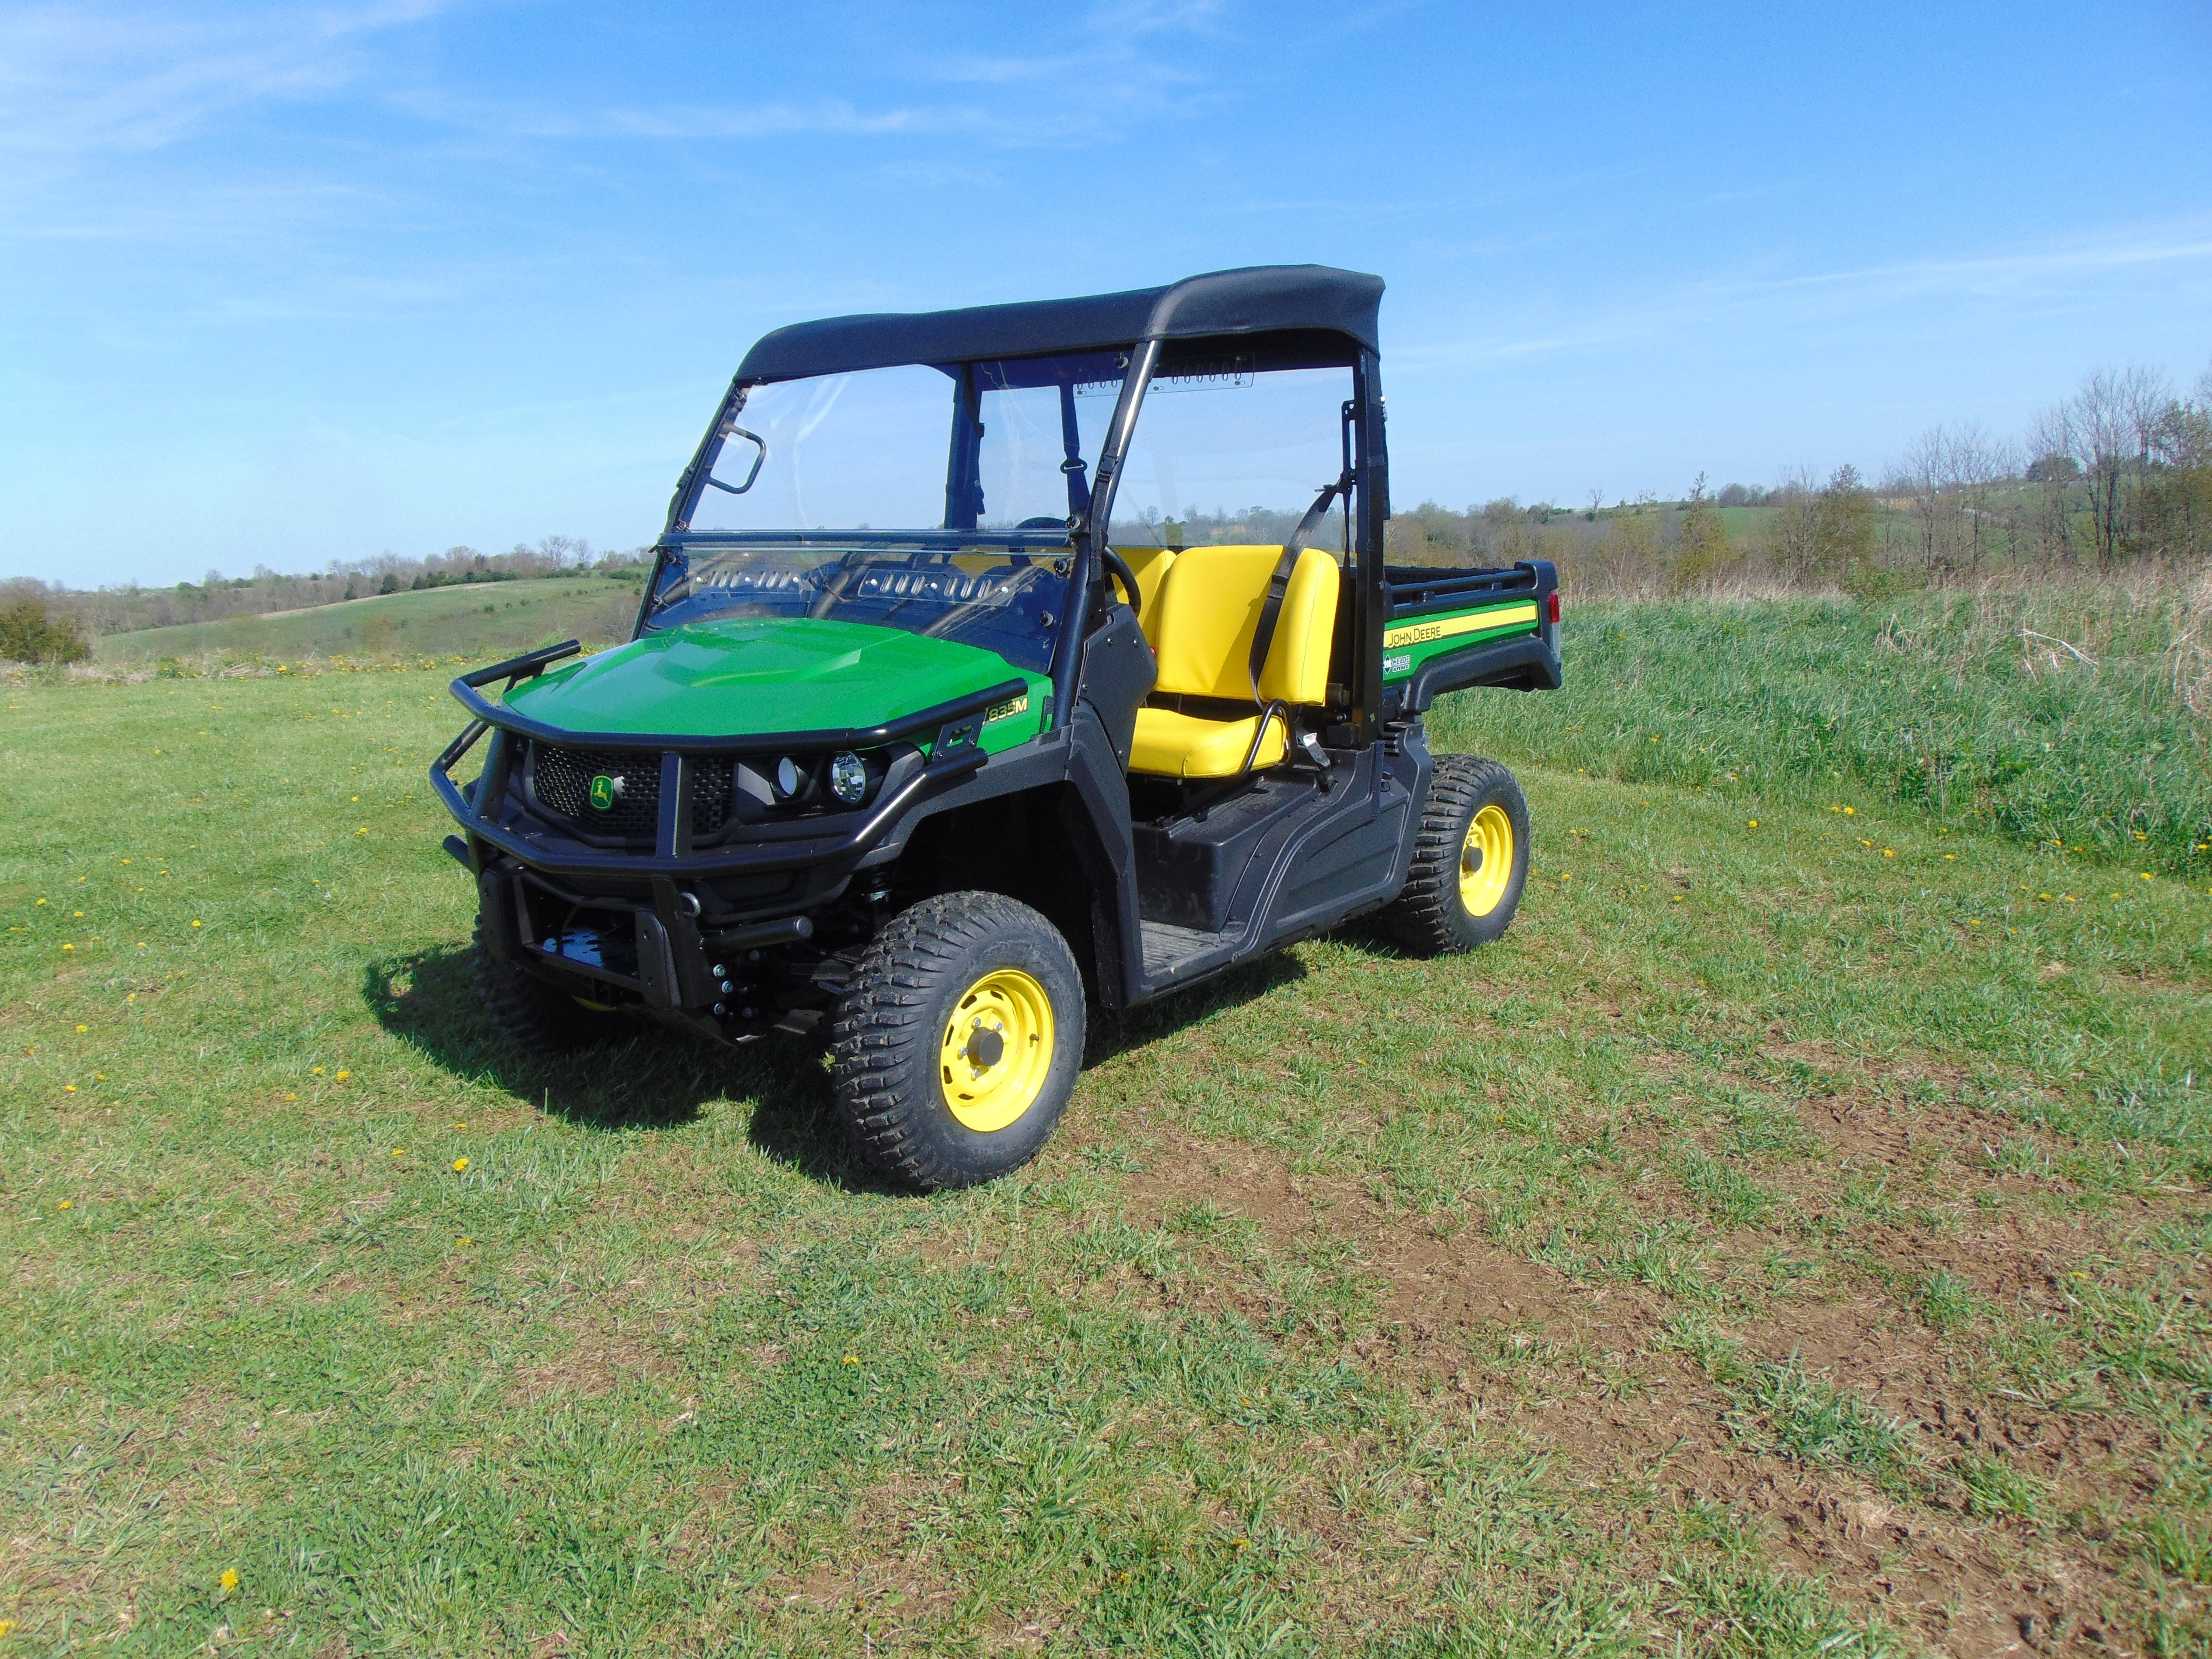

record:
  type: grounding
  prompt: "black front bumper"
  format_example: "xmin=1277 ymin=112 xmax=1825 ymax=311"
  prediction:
xmin=430 ymin=641 xmax=1027 ymax=1030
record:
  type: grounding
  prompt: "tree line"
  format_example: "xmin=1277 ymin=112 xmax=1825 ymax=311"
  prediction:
xmin=1384 ymin=358 xmax=2212 ymax=592
xmin=0 ymin=537 xmax=652 ymax=646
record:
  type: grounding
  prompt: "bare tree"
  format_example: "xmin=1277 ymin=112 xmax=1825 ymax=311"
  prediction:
xmin=1945 ymin=421 xmax=2012 ymax=580
xmin=2057 ymin=365 xmax=2171 ymax=565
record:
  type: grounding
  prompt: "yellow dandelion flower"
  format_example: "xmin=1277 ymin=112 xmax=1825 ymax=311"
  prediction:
xmin=61 ymin=943 xmax=73 ymax=951
xmin=452 ymin=1157 xmax=469 ymax=1173
xmin=64 ymin=1084 xmax=76 ymax=1093
xmin=1747 ymin=819 xmax=1758 ymax=828
xmin=36 ymin=898 xmax=45 ymax=905
xmin=1881 ymin=849 xmax=1894 ymax=858
xmin=390 ymin=1148 xmax=406 ymax=1157
xmin=334 ymin=1069 xmax=350 ymax=1081
xmin=842 ymin=1354 xmax=860 ymax=1365
xmin=58 ymin=1200 xmax=71 ymax=1210
xmin=0 ymin=1619 xmax=13 ymax=1636
xmin=219 ymin=1568 xmax=239 ymax=1593
xmin=456 ymin=1236 xmax=472 ymax=1246
xmin=1843 ymin=806 xmax=1855 ymax=815
xmin=73 ymin=910 xmax=82 ymax=918
xmin=95 ymin=1073 xmax=104 ymax=1080
xmin=2140 ymin=872 xmax=2153 ymax=881
xmin=285 ymin=1093 xmax=297 ymax=1102
xmin=1943 ymin=854 xmax=1956 ymax=860
xmin=1967 ymin=920 xmax=1982 ymax=927
xmin=75 ymin=1024 xmax=86 ymax=1033
xmin=190 ymin=920 xmax=201 ymax=928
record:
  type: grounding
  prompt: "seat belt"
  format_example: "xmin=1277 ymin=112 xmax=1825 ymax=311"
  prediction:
xmin=1058 ymin=382 xmax=1091 ymax=521
xmin=1246 ymin=469 xmax=1354 ymax=703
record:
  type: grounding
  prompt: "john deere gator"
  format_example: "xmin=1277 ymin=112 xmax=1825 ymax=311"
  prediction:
xmin=432 ymin=265 xmax=1562 ymax=1188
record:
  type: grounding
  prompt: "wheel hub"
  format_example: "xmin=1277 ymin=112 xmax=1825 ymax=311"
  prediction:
xmin=1458 ymin=803 xmax=1514 ymax=918
xmin=965 ymin=1022 xmax=1006 ymax=1070
xmin=938 ymin=968 xmax=1055 ymax=1133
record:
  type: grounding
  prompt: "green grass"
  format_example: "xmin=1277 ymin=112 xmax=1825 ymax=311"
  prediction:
xmin=91 ymin=575 xmax=646 ymax=668
xmin=1454 ymin=583 xmax=2212 ymax=876
xmin=4 ymin=596 xmax=2210 ymax=1653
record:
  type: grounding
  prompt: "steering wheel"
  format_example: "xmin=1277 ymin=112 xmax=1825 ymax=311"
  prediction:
xmin=1099 ymin=547 xmax=1142 ymax=618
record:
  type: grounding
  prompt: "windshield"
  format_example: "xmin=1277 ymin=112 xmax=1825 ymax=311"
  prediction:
xmin=684 ymin=352 xmax=1128 ymax=535
xmin=643 ymin=542 xmax=1071 ymax=674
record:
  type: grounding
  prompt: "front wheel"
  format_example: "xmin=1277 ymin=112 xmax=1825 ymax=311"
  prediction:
xmin=473 ymin=909 xmax=629 ymax=1054
xmin=830 ymin=891 xmax=1085 ymax=1191
xmin=1380 ymin=755 xmax=1531 ymax=957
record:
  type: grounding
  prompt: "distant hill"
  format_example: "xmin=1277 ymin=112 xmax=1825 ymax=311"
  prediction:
xmin=94 ymin=574 xmax=647 ymax=665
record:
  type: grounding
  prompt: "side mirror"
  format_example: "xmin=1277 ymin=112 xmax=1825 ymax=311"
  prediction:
xmin=704 ymin=425 xmax=767 ymax=495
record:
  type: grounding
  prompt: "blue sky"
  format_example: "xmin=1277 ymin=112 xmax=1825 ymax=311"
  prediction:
xmin=3 ymin=0 xmax=2208 ymax=586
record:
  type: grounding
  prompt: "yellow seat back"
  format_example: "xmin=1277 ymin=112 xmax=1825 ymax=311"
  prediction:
xmin=1149 ymin=544 xmax=1340 ymax=706
xmin=1113 ymin=547 xmax=1178 ymax=644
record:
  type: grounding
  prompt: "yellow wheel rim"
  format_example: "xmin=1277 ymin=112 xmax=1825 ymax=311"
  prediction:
xmin=1459 ymin=803 xmax=1514 ymax=918
xmin=939 ymin=968 xmax=1056 ymax=1133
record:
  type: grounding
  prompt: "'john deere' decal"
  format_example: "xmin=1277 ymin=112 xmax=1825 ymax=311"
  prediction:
xmin=588 ymin=774 xmax=623 ymax=811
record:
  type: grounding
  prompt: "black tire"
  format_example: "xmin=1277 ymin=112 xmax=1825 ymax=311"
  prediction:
xmin=830 ymin=891 xmax=1085 ymax=1192
xmin=1380 ymin=754 xmax=1531 ymax=957
xmin=473 ymin=910 xmax=627 ymax=1054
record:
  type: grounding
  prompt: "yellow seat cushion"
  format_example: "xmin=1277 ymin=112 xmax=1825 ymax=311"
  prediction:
xmin=1128 ymin=706 xmax=1287 ymax=779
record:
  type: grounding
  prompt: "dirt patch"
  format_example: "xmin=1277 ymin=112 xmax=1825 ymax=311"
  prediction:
xmin=1085 ymin=1118 xmax=2164 ymax=1657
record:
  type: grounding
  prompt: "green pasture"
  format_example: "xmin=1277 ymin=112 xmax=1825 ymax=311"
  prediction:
xmin=92 ymin=576 xmax=645 ymax=668
xmin=3 ymin=593 xmax=2209 ymax=1655
xmin=1468 ymin=586 xmax=2212 ymax=877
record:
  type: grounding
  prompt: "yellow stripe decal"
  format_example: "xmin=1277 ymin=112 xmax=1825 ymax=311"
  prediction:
xmin=1383 ymin=603 xmax=1538 ymax=650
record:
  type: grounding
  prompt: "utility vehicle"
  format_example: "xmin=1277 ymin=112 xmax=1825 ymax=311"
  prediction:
xmin=431 ymin=265 xmax=1561 ymax=1189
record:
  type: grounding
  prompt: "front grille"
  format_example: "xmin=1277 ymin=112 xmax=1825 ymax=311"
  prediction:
xmin=531 ymin=744 xmax=662 ymax=841
xmin=691 ymin=760 xmax=733 ymax=837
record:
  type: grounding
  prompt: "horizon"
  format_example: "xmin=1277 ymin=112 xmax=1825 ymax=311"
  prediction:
xmin=3 ymin=0 xmax=2208 ymax=589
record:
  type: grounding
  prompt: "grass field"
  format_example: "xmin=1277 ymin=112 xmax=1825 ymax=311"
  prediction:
xmin=91 ymin=576 xmax=646 ymax=669
xmin=5 ymin=592 xmax=2210 ymax=1656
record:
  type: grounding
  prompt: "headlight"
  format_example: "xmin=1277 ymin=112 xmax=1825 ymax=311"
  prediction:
xmin=774 ymin=756 xmax=801 ymax=797
xmin=829 ymin=751 xmax=867 ymax=804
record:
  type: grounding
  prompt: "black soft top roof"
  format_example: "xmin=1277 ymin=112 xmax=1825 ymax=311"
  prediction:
xmin=736 ymin=264 xmax=1383 ymax=383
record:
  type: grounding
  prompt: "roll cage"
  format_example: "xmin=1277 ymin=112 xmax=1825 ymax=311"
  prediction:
xmin=650 ymin=264 xmax=1393 ymax=750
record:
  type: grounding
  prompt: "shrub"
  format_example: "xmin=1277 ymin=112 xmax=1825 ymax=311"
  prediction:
xmin=0 ymin=597 xmax=91 ymax=664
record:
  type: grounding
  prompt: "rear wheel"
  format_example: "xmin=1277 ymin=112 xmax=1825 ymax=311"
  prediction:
xmin=1381 ymin=754 xmax=1531 ymax=956
xmin=473 ymin=909 xmax=627 ymax=1054
xmin=830 ymin=891 xmax=1084 ymax=1191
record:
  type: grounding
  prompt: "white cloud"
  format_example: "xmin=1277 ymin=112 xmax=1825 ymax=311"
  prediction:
xmin=0 ymin=2 xmax=441 ymax=160
xmin=1403 ymin=220 xmax=2212 ymax=372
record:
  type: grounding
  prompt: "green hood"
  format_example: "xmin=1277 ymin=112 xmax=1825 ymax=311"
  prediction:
xmin=504 ymin=617 xmax=1044 ymax=748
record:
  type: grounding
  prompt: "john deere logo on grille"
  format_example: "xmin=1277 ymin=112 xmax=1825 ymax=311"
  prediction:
xmin=588 ymin=774 xmax=623 ymax=811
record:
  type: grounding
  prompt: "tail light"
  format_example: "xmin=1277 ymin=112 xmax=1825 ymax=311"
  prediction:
xmin=1546 ymin=590 xmax=1561 ymax=626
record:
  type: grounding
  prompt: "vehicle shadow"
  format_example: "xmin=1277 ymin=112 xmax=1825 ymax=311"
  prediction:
xmin=366 ymin=937 xmax=1322 ymax=1192
xmin=362 ymin=947 xmax=892 ymax=1192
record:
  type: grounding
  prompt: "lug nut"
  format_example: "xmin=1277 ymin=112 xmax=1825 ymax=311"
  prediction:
xmin=711 ymin=963 xmax=726 ymax=977
xmin=713 ymin=1003 xmax=727 ymax=1017
xmin=720 ymin=980 xmax=734 ymax=993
